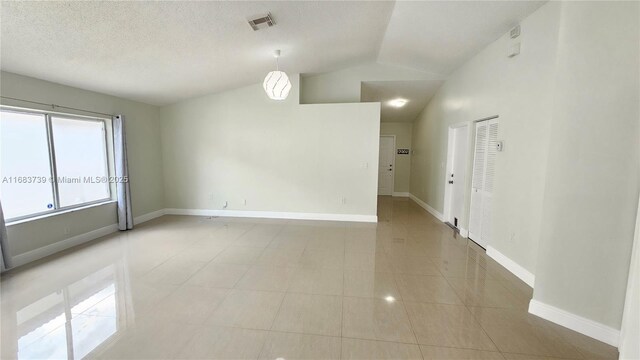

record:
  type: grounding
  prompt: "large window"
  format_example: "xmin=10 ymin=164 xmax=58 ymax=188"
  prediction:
xmin=0 ymin=108 xmax=112 ymax=221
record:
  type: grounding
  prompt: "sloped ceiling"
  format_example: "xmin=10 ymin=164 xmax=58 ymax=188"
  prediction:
xmin=378 ymin=1 xmax=545 ymax=74
xmin=0 ymin=1 xmax=394 ymax=105
xmin=0 ymin=1 xmax=545 ymax=105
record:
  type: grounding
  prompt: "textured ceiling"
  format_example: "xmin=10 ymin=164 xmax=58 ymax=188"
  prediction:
xmin=361 ymin=81 xmax=443 ymax=123
xmin=0 ymin=1 xmax=545 ymax=105
xmin=378 ymin=1 xmax=546 ymax=74
xmin=0 ymin=1 xmax=394 ymax=105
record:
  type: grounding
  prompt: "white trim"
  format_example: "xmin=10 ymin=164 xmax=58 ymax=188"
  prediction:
xmin=8 ymin=208 xmax=166 ymax=269
xmin=5 ymin=207 xmax=376 ymax=269
xmin=392 ymin=192 xmax=410 ymax=197
xmin=459 ymin=227 xmax=469 ymax=238
xmin=486 ymin=246 xmax=535 ymax=287
xmin=134 ymin=209 xmax=166 ymax=225
xmin=409 ymin=193 xmax=444 ymax=222
xmin=529 ymin=299 xmax=620 ymax=347
xmin=11 ymin=223 xmax=119 ymax=268
xmin=165 ymin=208 xmax=377 ymax=223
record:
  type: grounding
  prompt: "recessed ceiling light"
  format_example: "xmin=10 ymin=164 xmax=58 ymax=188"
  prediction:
xmin=388 ymin=98 xmax=408 ymax=108
xmin=384 ymin=295 xmax=396 ymax=303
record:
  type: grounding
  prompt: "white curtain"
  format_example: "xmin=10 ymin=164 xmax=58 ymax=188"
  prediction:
xmin=0 ymin=201 xmax=11 ymax=270
xmin=113 ymin=115 xmax=133 ymax=231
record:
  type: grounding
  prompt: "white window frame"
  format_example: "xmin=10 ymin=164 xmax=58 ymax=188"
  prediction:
xmin=1 ymin=106 xmax=114 ymax=223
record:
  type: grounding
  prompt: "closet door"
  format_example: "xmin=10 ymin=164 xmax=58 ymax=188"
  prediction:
xmin=468 ymin=122 xmax=487 ymax=243
xmin=468 ymin=119 xmax=498 ymax=248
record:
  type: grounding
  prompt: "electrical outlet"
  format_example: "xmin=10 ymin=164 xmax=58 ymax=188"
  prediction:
xmin=341 ymin=197 xmax=347 ymax=205
xmin=243 ymin=199 xmax=247 ymax=205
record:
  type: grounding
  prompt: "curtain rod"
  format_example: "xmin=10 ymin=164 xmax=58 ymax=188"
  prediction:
xmin=0 ymin=96 xmax=115 ymax=117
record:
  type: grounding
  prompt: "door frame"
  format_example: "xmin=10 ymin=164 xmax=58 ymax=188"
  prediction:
xmin=379 ymin=135 xmax=396 ymax=196
xmin=443 ymin=122 xmax=470 ymax=236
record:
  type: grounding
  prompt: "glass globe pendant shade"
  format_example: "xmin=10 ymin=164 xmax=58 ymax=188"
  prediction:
xmin=263 ymin=70 xmax=292 ymax=100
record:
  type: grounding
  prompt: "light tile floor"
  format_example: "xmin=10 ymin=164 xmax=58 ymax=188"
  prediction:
xmin=0 ymin=197 xmax=618 ymax=359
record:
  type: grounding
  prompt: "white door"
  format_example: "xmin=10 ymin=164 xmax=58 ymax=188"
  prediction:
xmin=378 ymin=136 xmax=395 ymax=195
xmin=445 ymin=126 xmax=469 ymax=229
xmin=468 ymin=119 xmax=498 ymax=248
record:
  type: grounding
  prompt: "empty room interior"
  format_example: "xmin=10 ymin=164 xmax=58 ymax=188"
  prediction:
xmin=1 ymin=1 xmax=639 ymax=359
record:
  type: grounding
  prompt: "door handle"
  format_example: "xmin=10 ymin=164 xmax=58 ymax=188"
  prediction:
xmin=448 ymin=180 xmax=454 ymax=184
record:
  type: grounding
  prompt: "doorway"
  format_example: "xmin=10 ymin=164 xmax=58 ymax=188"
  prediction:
xmin=378 ymin=135 xmax=395 ymax=196
xmin=468 ymin=118 xmax=499 ymax=248
xmin=443 ymin=124 xmax=469 ymax=234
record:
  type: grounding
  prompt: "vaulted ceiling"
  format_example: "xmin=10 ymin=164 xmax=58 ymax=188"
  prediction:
xmin=0 ymin=1 xmax=545 ymax=105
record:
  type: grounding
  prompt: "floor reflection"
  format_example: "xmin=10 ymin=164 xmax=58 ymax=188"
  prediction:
xmin=3 ymin=261 xmax=130 ymax=359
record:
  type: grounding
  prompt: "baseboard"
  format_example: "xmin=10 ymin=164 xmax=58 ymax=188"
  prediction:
xmin=164 ymin=208 xmax=378 ymax=223
xmin=392 ymin=192 xmax=410 ymax=197
xmin=10 ymin=223 xmax=119 ymax=268
xmin=134 ymin=209 xmax=166 ymax=224
xmin=486 ymin=246 xmax=535 ymax=287
xmin=529 ymin=299 xmax=620 ymax=347
xmin=408 ymin=193 xmax=444 ymax=222
xmin=6 ymin=208 xmax=374 ymax=269
xmin=459 ymin=228 xmax=469 ymax=238
xmin=8 ymin=208 xmax=166 ymax=269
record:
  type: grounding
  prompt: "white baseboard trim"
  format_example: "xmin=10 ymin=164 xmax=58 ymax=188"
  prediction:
xmin=529 ymin=299 xmax=620 ymax=347
xmin=6 ymin=207 xmax=376 ymax=269
xmin=408 ymin=193 xmax=444 ymax=222
xmin=9 ymin=208 xmax=166 ymax=269
xmin=392 ymin=192 xmax=410 ymax=197
xmin=165 ymin=208 xmax=377 ymax=223
xmin=459 ymin=228 xmax=469 ymax=238
xmin=486 ymin=246 xmax=535 ymax=287
xmin=11 ymin=223 xmax=119 ymax=268
xmin=134 ymin=209 xmax=166 ymax=225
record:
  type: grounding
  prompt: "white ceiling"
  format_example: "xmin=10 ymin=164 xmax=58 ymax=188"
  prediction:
xmin=378 ymin=1 xmax=546 ymax=74
xmin=361 ymin=80 xmax=443 ymax=123
xmin=0 ymin=1 xmax=394 ymax=105
xmin=0 ymin=1 xmax=545 ymax=105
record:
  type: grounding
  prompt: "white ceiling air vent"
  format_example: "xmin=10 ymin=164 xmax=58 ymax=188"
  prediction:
xmin=248 ymin=13 xmax=275 ymax=31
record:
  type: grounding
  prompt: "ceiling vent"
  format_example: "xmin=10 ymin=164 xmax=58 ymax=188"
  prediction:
xmin=248 ymin=13 xmax=275 ymax=31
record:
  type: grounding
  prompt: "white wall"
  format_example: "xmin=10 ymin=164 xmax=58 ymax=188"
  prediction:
xmin=160 ymin=74 xmax=380 ymax=220
xmin=1 ymin=71 xmax=164 ymax=262
xmin=410 ymin=1 xmax=561 ymax=273
xmin=380 ymin=122 xmax=412 ymax=194
xmin=409 ymin=0 xmax=640 ymax=339
xmin=533 ymin=1 xmax=639 ymax=330
xmin=300 ymin=62 xmax=441 ymax=104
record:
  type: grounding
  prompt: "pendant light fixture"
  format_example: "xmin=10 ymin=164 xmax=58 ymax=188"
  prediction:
xmin=263 ymin=50 xmax=292 ymax=100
